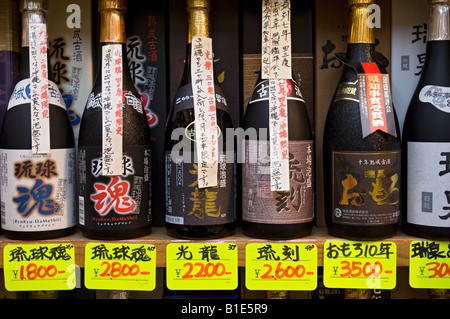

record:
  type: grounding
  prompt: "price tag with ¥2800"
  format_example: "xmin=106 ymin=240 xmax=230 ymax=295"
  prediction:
xmin=84 ymin=243 xmax=156 ymax=291
xmin=410 ymin=240 xmax=450 ymax=289
xmin=245 ymin=243 xmax=317 ymax=291
xmin=3 ymin=243 xmax=77 ymax=291
xmin=323 ymin=240 xmax=397 ymax=289
xmin=166 ymin=243 xmax=238 ymax=290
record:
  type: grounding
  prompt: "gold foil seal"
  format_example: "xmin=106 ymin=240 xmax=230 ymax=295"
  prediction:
xmin=187 ymin=0 xmax=210 ymax=43
xmin=99 ymin=0 xmax=127 ymax=43
xmin=264 ymin=290 xmax=290 ymax=299
xmin=428 ymin=0 xmax=450 ymax=41
xmin=20 ymin=0 xmax=48 ymax=12
xmin=0 ymin=0 xmax=20 ymax=52
xmin=348 ymin=0 xmax=375 ymax=44
xmin=344 ymin=289 xmax=372 ymax=299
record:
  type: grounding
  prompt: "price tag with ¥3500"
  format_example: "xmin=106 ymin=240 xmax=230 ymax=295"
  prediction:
xmin=323 ymin=240 xmax=397 ymax=290
xmin=3 ymin=243 xmax=77 ymax=291
xmin=84 ymin=243 xmax=156 ymax=291
xmin=166 ymin=243 xmax=238 ymax=290
xmin=410 ymin=240 xmax=450 ymax=289
xmin=245 ymin=243 xmax=317 ymax=291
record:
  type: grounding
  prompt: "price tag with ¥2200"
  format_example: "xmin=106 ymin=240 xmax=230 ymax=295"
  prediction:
xmin=166 ymin=243 xmax=238 ymax=290
xmin=323 ymin=240 xmax=397 ymax=289
xmin=3 ymin=243 xmax=77 ymax=291
xmin=84 ymin=242 xmax=156 ymax=291
xmin=410 ymin=240 xmax=450 ymax=289
xmin=245 ymin=243 xmax=317 ymax=291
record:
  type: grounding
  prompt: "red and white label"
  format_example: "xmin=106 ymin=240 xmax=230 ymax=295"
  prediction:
xmin=29 ymin=23 xmax=50 ymax=155
xmin=191 ymin=36 xmax=218 ymax=188
xmin=102 ymin=44 xmax=123 ymax=176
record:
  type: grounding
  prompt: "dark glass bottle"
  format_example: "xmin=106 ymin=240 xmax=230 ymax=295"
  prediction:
xmin=78 ymin=0 xmax=151 ymax=240
xmin=323 ymin=0 xmax=401 ymax=240
xmin=402 ymin=0 xmax=450 ymax=239
xmin=0 ymin=0 xmax=76 ymax=239
xmin=164 ymin=0 xmax=236 ymax=239
xmin=242 ymin=75 xmax=314 ymax=239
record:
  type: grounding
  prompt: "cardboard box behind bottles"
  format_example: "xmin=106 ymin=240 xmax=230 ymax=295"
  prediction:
xmin=47 ymin=0 xmax=94 ymax=144
xmin=314 ymin=0 xmax=391 ymax=227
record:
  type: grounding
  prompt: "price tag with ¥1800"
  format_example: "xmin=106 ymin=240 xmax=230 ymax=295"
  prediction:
xmin=245 ymin=243 xmax=317 ymax=291
xmin=323 ymin=240 xmax=397 ymax=289
xmin=410 ymin=240 xmax=450 ymax=289
xmin=3 ymin=243 xmax=77 ymax=291
xmin=166 ymin=243 xmax=238 ymax=290
xmin=84 ymin=243 xmax=156 ymax=291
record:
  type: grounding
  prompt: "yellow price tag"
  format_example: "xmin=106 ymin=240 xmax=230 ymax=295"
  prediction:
xmin=84 ymin=242 xmax=156 ymax=291
xmin=410 ymin=240 xmax=450 ymax=289
xmin=166 ymin=243 xmax=238 ymax=290
xmin=3 ymin=243 xmax=76 ymax=291
xmin=245 ymin=243 xmax=317 ymax=291
xmin=323 ymin=240 xmax=396 ymax=289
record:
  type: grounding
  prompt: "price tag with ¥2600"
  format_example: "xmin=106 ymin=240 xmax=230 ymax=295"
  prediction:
xmin=3 ymin=243 xmax=77 ymax=291
xmin=323 ymin=240 xmax=397 ymax=289
xmin=245 ymin=243 xmax=317 ymax=291
xmin=166 ymin=243 xmax=238 ymax=290
xmin=84 ymin=243 xmax=156 ymax=291
xmin=410 ymin=240 xmax=450 ymax=289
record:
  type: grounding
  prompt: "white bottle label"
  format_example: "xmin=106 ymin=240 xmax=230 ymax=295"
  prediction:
xmin=8 ymin=79 xmax=66 ymax=110
xmin=0 ymin=148 xmax=76 ymax=232
xmin=419 ymin=85 xmax=450 ymax=113
xmin=407 ymin=142 xmax=450 ymax=228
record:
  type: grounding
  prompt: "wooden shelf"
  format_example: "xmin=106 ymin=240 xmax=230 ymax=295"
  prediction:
xmin=0 ymin=227 xmax=423 ymax=268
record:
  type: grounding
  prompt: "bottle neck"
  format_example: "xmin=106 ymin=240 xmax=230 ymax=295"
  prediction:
xmin=187 ymin=5 xmax=210 ymax=43
xmin=21 ymin=9 xmax=46 ymax=47
xmin=428 ymin=1 xmax=450 ymax=41
xmin=346 ymin=2 xmax=377 ymax=63
xmin=348 ymin=2 xmax=375 ymax=44
xmin=100 ymin=9 xmax=126 ymax=44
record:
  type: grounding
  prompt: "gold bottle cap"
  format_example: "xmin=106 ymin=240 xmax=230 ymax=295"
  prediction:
xmin=99 ymin=0 xmax=127 ymax=12
xmin=348 ymin=0 xmax=373 ymax=5
xmin=187 ymin=0 xmax=210 ymax=10
xmin=20 ymin=0 xmax=47 ymax=11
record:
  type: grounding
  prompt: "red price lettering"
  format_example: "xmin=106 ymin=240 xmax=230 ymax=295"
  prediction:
xmin=260 ymin=262 xmax=306 ymax=280
xmin=426 ymin=262 xmax=450 ymax=278
xmin=182 ymin=262 xmax=228 ymax=279
xmin=340 ymin=261 xmax=382 ymax=278
xmin=99 ymin=261 xmax=141 ymax=278
xmin=20 ymin=263 xmax=58 ymax=280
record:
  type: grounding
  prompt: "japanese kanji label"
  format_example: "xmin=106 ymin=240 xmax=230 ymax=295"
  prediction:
xmin=269 ymin=79 xmax=290 ymax=191
xmin=245 ymin=243 xmax=317 ymax=291
xmin=243 ymin=140 xmax=313 ymax=224
xmin=407 ymin=142 xmax=450 ymax=228
xmin=84 ymin=243 xmax=156 ymax=291
xmin=332 ymin=151 xmax=401 ymax=226
xmin=102 ymin=44 xmax=123 ymax=176
xmin=358 ymin=62 xmax=397 ymax=138
xmin=0 ymin=149 xmax=76 ymax=232
xmin=166 ymin=243 xmax=238 ymax=290
xmin=261 ymin=0 xmax=292 ymax=79
xmin=29 ymin=23 xmax=50 ymax=155
xmin=410 ymin=240 xmax=450 ymax=289
xmin=3 ymin=243 xmax=76 ymax=291
xmin=419 ymin=85 xmax=450 ymax=113
xmin=323 ymin=240 xmax=397 ymax=289
xmin=191 ymin=36 xmax=218 ymax=189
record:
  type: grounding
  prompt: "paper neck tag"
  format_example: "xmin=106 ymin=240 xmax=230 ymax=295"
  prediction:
xmin=29 ymin=23 xmax=50 ymax=155
xmin=191 ymin=36 xmax=218 ymax=188
xmin=102 ymin=44 xmax=123 ymax=176
xmin=261 ymin=0 xmax=292 ymax=80
xmin=358 ymin=62 xmax=397 ymax=138
xmin=269 ymin=79 xmax=290 ymax=191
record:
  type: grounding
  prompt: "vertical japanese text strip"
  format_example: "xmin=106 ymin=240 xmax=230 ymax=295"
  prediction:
xmin=262 ymin=0 xmax=292 ymax=191
xmin=29 ymin=23 xmax=50 ymax=155
xmin=191 ymin=36 xmax=218 ymax=188
xmin=102 ymin=44 xmax=123 ymax=176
